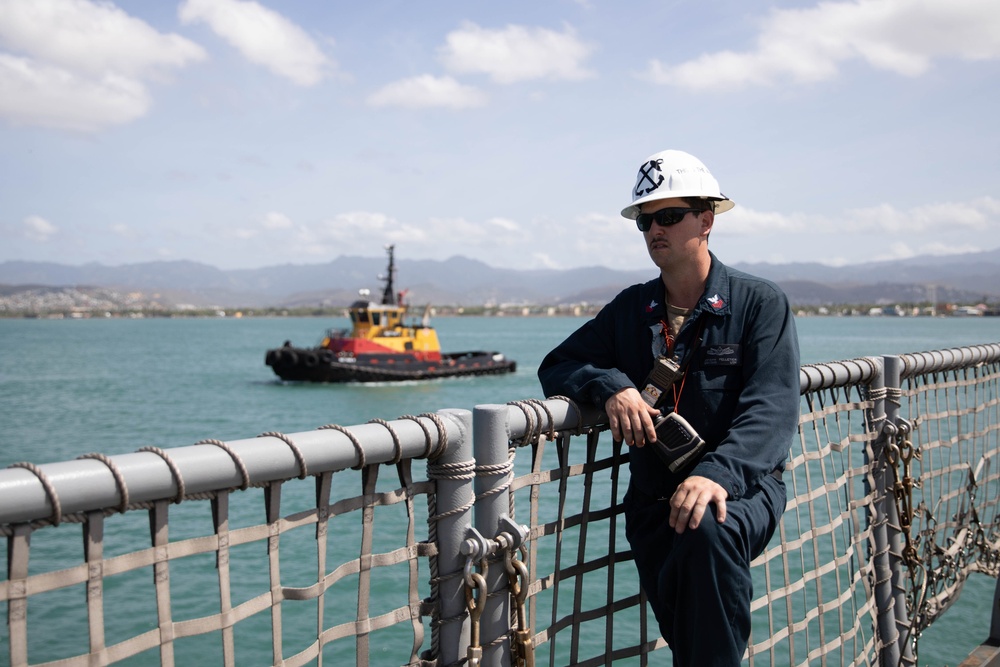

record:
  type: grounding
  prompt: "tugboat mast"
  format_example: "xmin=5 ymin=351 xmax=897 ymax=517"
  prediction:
xmin=380 ymin=244 xmax=397 ymax=306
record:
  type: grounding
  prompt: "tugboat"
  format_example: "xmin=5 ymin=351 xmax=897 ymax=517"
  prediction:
xmin=265 ymin=246 xmax=517 ymax=382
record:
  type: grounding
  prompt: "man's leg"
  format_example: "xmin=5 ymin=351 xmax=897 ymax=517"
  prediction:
xmin=626 ymin=475 xmax=785 ymax=666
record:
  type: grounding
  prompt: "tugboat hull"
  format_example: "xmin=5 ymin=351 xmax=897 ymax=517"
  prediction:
xmin=265 ymin=345 xmax=516 ymax=383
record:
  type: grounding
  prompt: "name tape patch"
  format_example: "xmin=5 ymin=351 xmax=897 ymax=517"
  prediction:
xmin=703 ymin=344 xmax=741 ymax=366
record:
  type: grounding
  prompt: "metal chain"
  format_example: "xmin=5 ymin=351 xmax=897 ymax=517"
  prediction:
xmin=464 ymin=557 xmax=487 ymax=667
xmin=506 ymin=544 xmax=534 ymax=667
xmin=884 ymin=418 xmax=929 ymax=663
xmin=888 ymin=420 xmax=921 ymax=569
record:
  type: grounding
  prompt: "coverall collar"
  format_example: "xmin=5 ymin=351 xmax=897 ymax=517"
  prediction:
xmin=641 ymin=251 xmax=731 ymax=327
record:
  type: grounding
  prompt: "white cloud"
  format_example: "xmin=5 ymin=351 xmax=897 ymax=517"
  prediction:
xmin=108 ymin=222 xmax=140 ymax=240
xmin=367 ymin=75 xmax=487 ymax=109
xmin=439 ymin=22 xmax=595 ymax=84
xmin=179 ymin=0 xmax=331 ymax=86
xmin=844 ymin=198 xmax=996 ymax=233
xmin=249 ymin=212 xmax=540 ymax=268
xmin=0 ymin=0 xmax=205 ymax=77
xmin=281 ymin=212 xmax=428 ymax=258
xmin=873 ymin=240 xmax=982 ymax=263
xmin=262 ymin=211 xmax=293 ymax=229
xmin=722 ymin=197 xmax=999 ymax=236
xmin=231 ymin=211 xmax=294 ymax=241
xmin=643 ymin=0 xmax=1000 ymax=89
xmin=530 ymin=252 xmax=561 ymax=269
xmin=0 ymin=0 xmax=204 ymax=131
xmin=486 ymin=217 xmax=521 ymax=232
xmin=0 ymin=54 xmax=150 ymax=131
xmin=724 ymin=207 xmax=809 ymax=234
xmin=22 ymin=215 xmax=57 ymax=241
xmin=532 ymin=212 xmax=650 ymax=270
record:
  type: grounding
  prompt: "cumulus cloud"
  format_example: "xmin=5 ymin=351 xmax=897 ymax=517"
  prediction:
xmin=0 ymin=0 xmax=204 ymax=131
xmin=643 ymin=0 xmax=1000 ymax=89
xmin=439 ymin=22 xmax=596 ymax=84
xmin=486 ymin=217 xmax=521 ymax=232
xmin=873 ymin=240 xmax=983 ymax=262
xmin=725 ymin=207 xmax=809 ymax=234
xmin=246 ymin=211 xmax=540 ymax=267
xmin=723 ymin=197 xmax=999 ymax=236
xmin=563 ymin=212 xmax=650 ymax=268
xmin=22 ymin=215 xmax=57 ymax=241
xmin=262 ymin=211 xmax=293 ymax=229
xmin=274 ymin=212 xmax=427 ymax=259
xmin=0 ymin=0 xmax=205 ymax=77
xmin=231 ymin=211 xmax=294 ymax=240
xmin=367 ymin=75 xmax=487 ymax=109
xmin=179 ymin=0 xmax=331 ymax=86
xmin=844 ymin=198 xmax=997 ymax=233
xmin=0 ymin=54 xmax=151 ymax=131
xmin=109 ymin=223 xmax=138 ymax=239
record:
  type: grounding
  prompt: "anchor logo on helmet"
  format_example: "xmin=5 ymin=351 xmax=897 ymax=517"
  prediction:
xmin=634 ymin=159 xmax=665 ymax=197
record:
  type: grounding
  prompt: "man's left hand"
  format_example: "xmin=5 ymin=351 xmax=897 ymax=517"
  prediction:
xmin=668 ymin=475 xmax=728 ymax=533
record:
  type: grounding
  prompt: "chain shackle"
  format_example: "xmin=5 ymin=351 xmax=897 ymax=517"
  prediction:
xmin=464 ymin=562 xmax=488 ymax=667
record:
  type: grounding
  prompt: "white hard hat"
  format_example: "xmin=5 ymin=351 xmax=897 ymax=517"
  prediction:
xmin=621 ymin=149 xmax=734 ymax=219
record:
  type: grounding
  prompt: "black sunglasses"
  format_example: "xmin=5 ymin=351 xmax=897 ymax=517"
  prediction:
xmin=635 ymin=207 xmax=704 ymax=232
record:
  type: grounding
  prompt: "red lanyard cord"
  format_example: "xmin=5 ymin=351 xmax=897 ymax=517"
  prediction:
xmin=660 ymin=316 xmax=707 ymax=413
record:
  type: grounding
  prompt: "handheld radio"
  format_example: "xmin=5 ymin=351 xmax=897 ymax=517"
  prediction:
xmin=638 ymin=323 xmax=707 ymax=473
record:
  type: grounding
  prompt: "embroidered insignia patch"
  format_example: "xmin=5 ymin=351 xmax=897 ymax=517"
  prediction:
xmin=645 ymin=299 xmax=659 ymax=313
xmin=707 ymin=294 xmax=725 ymax=310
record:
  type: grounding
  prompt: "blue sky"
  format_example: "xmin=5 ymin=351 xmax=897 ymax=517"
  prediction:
xmin=1 ymin=0 xmax=998 ymax=271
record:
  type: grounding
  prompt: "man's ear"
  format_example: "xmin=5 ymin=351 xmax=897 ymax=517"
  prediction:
xmin=700 ymin=210 xmax=715 ymax=236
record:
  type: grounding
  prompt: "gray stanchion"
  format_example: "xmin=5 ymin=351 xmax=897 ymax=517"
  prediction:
xmin=429 ymin=409 xmax=476 ymax=667
xmin=861 ymin=358 xmax=899 ymax=667
xmin=882 ymin=356 xmax=917 ymax=666
xmin=473 ymin=404 xmax=516 ymax=667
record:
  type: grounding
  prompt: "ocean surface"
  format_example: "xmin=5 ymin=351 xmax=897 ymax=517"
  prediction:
xmin=1 ymin=314 xmax=998 ymax=665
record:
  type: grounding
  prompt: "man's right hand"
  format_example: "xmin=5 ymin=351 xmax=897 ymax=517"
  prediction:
xmin=605 ymin=388 xmax=661 ymax=447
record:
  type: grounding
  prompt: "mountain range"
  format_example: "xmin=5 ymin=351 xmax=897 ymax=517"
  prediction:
xmin=2 ymin=247 xmax=999 ymax=309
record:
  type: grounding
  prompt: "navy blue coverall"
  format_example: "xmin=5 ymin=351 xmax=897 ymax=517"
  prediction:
xmin=538 ymin=252 xmax=800 ymax=666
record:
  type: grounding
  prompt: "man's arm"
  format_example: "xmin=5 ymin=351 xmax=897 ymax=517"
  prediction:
xmin=538 ymin=303 xmax=633 ymax=407
xmin=538 ymin=297 xmax=661 ymax=446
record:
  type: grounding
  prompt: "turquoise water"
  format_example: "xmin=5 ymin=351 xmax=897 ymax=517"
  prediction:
xmin=1 ymin=314 xmax=998 ymax=665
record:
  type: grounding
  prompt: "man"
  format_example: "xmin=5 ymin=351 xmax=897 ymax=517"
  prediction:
xmin=538 ymin=149 xmax=800 ymax=666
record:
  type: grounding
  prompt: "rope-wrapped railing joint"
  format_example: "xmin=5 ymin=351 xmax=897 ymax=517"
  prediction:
xmin=8 ymin=461 xmax=62 ymax=526
xmin=257 ymin=431 xmax=309 ymax=479
xmin=136 ymin=446 xmax=187 ymax=503
xmin=316 ymin=423 xmax=366 ymax=470
xmin=77 ymin=452 xmax=130 ymax=513
xmin=195 ymin=438 xmax=251 ymax=490
xmin=368 ymin=418 xmax=404 ymax=464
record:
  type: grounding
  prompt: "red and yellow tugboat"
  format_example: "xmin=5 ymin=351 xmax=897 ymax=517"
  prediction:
xmin=265 ymin=246 xmax=517 ymax=382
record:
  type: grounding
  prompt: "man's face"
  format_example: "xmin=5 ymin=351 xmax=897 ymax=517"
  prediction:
xmin=639 ymin=197 xmax=712 ymax=269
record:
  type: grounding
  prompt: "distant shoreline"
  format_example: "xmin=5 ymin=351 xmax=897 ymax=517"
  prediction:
xmin=2 ymin=303 xmax=998 ymax=320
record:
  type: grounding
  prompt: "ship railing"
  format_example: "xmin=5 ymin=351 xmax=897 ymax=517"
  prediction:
xmin=2 ymin=343 xmax=1000 ymax=666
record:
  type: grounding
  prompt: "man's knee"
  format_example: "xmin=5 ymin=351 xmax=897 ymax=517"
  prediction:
xmin=669 ymin=506 xmax=736 ymax=563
